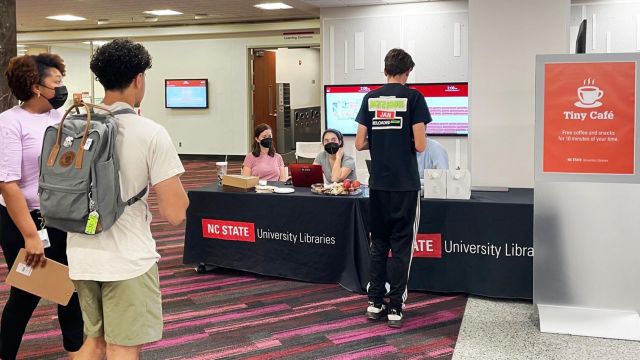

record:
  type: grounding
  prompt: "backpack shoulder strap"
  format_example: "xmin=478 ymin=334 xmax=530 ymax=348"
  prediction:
xmin=111 ymin=106 xmax=145 ymax=207
xmin=126 ymin=186 xmax=148 ymax=206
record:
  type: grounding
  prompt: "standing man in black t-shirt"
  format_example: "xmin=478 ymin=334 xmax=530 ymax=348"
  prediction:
xmin=355 ymin=48 xmax=432 ymax=328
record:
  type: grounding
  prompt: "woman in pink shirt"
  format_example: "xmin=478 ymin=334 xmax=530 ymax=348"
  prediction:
xmin=242 ymin=123 xmax=286 ymax=181
xmin=0 ymin=54 xmax=84 ymax=359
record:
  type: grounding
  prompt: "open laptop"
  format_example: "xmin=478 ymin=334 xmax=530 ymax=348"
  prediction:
xmin=289 ymin=164 xmax=324 ymax=187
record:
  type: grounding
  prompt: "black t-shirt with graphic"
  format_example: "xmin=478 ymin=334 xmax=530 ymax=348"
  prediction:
xmin=356 ymin=83 xmax=432 ymax=191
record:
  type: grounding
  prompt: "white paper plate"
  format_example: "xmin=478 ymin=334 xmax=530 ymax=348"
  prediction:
xmin=255 ymin=185 xmax=277 ymax=193
xmin=273 ymin=187 xmax=295 ymax=194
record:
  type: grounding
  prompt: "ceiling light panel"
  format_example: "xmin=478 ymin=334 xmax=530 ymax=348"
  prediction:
xmin=254 ymin=3 xmax=293 ymax=10
xmin=143 ymin=9 xmax=183 ymax=16
xmin=46 ymin=14 xmax=87 ymax=21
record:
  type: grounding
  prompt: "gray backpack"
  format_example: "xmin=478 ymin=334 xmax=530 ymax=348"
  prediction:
xmin=38 ymin=101 xmax=146 ymax=235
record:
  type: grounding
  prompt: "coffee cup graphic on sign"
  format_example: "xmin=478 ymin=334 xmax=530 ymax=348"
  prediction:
xmin=575 ymin=78 xmax=604 ymax=108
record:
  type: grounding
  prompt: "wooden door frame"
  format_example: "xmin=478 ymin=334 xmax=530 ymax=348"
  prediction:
xmin=246 ymin=43 xmax=320 ymax=153
xmin=250 ymin=48 xmax=278 ymax=149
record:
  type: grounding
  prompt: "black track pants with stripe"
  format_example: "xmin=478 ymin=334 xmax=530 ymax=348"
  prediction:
xmin=367 ymin=189 xmax=420 ymax=309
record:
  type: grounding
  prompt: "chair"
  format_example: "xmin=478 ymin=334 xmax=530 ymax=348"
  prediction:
xmin=281 ymin=150 xmax=297 ymax=166
xmin=295 ymin=142 xmax=323 ymax=164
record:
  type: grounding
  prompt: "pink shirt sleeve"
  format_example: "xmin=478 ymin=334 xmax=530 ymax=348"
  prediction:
xmin=243 ymin=153 xmax=256 ymax=168
xmin=0 ymin=116 xmax=23 ymax=182
xmin=276 ymin=153 xmax=284 ymax=168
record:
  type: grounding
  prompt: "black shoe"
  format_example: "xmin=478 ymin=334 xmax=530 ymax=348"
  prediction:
xmin=365 ymin=301 xmax=387 ymax=320
xmin=387 ymin=308 xmax=403 ymax=328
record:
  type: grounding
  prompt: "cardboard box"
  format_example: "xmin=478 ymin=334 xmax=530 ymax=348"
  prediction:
xmin=222 ymin=174 xmax=259 ymax=189
xmin=5 ymin=248 xmax=75 ymax=305
xmin=222 ymin=185 xmax=255 ymax=193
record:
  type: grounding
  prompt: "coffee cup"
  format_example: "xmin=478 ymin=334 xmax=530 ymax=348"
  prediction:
xmin=216 ymin=161 xmax=228 ymax=182
xmin=577 ymin=86 xmax=604 ymax=105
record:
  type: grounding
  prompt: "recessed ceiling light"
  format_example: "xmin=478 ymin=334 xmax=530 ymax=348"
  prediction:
xmin=144 ymin=16 xmax=159 ymax=22
xmin=46 ymin=14 xmax=87 ymax=21
xmin=194 ymin=13 xmax=209 ymax=20
xmin=97 ymin=18 xmax=110 ymax=25
xmin=16 ymin=44 xmax=26 ymax=48
xmin=143 ymin=9 xmax=183 ymax=16
xmin=254 ymin=3 xmax=293 ymax=10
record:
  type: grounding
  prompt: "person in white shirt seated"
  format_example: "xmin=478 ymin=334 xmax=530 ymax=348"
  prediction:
xmin=313 ymin=129 xmax=357 ymax=183
xmin=417 ymin=137 xmax=449 ymax=178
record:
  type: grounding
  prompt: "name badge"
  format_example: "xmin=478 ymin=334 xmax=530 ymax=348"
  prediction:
xmin=38 ymin=228 xmax=51 ymax=249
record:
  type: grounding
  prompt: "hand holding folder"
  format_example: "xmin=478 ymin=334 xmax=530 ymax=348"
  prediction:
xmin=5 ymin=248 xmax=75 ymax=306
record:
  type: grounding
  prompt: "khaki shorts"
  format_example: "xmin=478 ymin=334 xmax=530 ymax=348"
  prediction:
xmin=73 ymin=263 xmax=163 ymax=346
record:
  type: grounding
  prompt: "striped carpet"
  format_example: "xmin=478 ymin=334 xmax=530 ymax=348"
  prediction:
xmin=1 ymin=160 xmax=467 ymax=359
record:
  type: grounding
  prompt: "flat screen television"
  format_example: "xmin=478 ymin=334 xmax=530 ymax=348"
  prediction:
xmin=324 ymin=82 xmax=469 ymax=135
xmin=165 ymin=79 xmax=209 ymax=109
xmin=324 ymin=84 xmax=382 ymax=135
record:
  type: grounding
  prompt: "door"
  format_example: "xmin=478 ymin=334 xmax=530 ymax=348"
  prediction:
xmin=252 ymin=49 xmax=277 ymax=147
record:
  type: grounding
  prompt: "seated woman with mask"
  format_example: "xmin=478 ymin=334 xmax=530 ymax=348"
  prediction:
xmin=313 ymin=129 xmax=357 ymax=183
xmin=242 ymin=123 xmax=287 ymax=181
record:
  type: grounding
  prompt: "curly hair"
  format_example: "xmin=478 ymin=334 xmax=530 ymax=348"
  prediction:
xmin=5 ymin=53 xmax=66 ymax=101
xmin=384 ymin=48 xmax=415 ymax=77
xmin=90 ymin=39 xmax=152 ymax=91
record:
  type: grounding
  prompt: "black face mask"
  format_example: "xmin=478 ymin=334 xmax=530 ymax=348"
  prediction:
xmin=260 ymin=137 xmax=273 ymax=148
xmin=324 ymin=142 xmax=340 ymax=155
xmin=40 ymin=85 xmax=68 ymax=109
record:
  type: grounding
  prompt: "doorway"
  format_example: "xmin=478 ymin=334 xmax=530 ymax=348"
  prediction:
xmin=251 ymin=49 xmax=278 ymax=149
xmin=249 ymin=46 xmax=321 ymax=158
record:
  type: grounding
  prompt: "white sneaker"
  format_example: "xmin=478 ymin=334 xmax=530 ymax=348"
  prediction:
xmin=365 ymin=301 xmax=387 ymax=320
xmin=387 ymin=308 xmax=404 ymax=328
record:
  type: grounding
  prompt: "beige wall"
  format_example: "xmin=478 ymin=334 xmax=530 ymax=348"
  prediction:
xmin=140 ymin=35 xmax=320 ymax=155
xmin=275 ymin=47 xmax=321 ymax=109
xmin=468 ymin=0 xmax=570 ymax=187
xmin=19 ymin=21 xmax=320 ymax=156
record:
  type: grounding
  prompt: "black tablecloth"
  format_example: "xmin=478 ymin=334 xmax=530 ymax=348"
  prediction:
xmin=183 ymin=185 xmax=371 ymax=291
xmin=358 ymin=189 xmax=533 ymax=299
xmin=183 ymin=185 xmax=533 ymax=299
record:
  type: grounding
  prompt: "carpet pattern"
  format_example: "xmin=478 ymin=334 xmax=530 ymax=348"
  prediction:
xmin=1 ymin=160 xmax=466 ymax=359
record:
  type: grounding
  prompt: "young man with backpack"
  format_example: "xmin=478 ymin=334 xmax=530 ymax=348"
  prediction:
xmin=355 ymin=48 xmax=432 ymax=328
xmin=66 ymin=39 xmax=189 ymax=359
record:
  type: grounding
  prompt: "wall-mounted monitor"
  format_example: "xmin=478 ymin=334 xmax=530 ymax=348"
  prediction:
xmin=165 ymin=79 xmax=209 ymax=109
xmin=411 ymin=82 xmax=468 ymax=135
xmin=324 ymin=85 xmax=382 ymax=135
xmin=324 ymin=82 xmax=469 ymax=136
